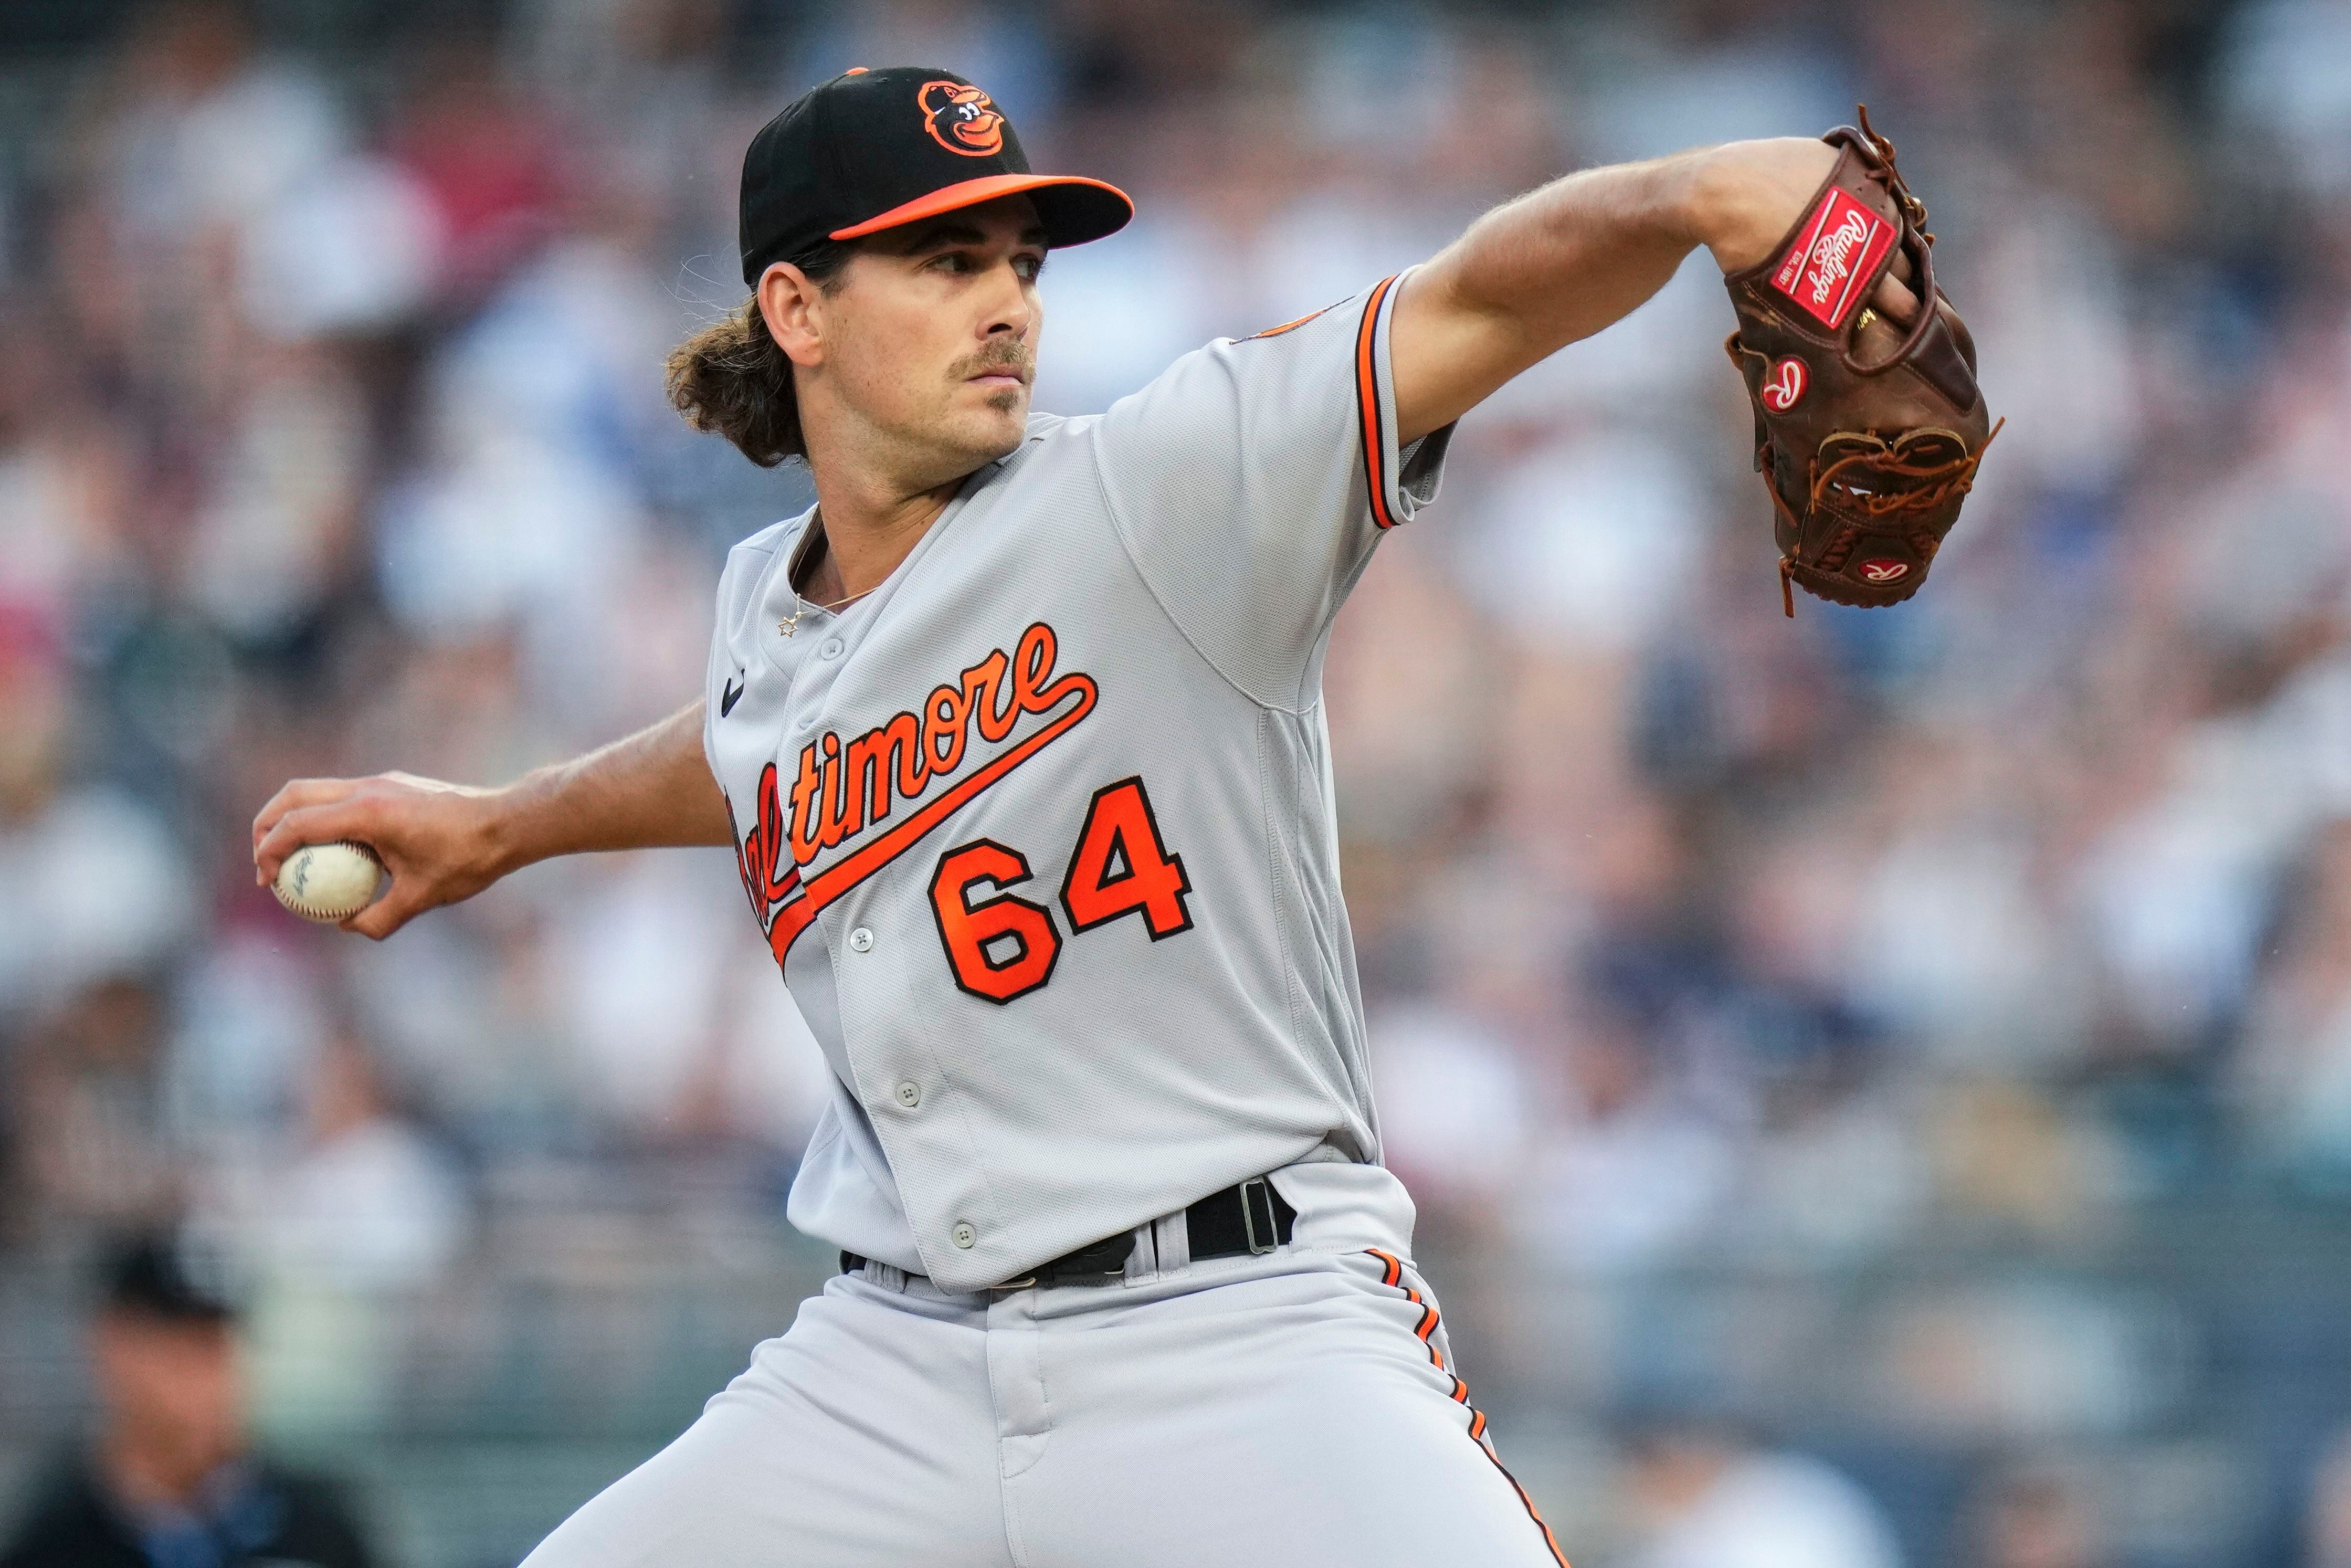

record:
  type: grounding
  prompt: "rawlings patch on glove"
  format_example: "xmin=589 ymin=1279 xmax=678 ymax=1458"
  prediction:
xmin=1724 ymin=107 xmax=2000 ymax=615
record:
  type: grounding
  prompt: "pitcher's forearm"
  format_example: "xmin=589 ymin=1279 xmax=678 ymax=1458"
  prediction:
xmin=1390 ymin=138 xmax=1918 ymax=444
xmin=252 ymin=699 xmax=732 ymax=939
xmin=1433 ymin=153 xmax=1705 ymax=345
xmin=1390 ymin=152 xmax=1711 ymax=440
xmin=485 ymin=701 xmax=732 ymax=874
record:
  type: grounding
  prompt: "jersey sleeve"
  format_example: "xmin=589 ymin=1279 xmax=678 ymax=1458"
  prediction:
xmin=1091 ymin=270 xmax=1453 ymax=710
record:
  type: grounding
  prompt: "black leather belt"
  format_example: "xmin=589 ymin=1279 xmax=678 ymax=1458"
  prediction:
xmin=842 ymin=1175 xmax=1298 ymax=1290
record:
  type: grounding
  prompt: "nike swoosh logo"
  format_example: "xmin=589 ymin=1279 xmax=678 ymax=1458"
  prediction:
xmin=720 ymin=675 xmax=744 ymax=717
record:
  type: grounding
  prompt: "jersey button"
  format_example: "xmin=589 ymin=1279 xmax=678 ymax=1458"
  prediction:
xmin=795 ymin=713 xmax=817 ymax=733
xmin=849 ymin=927 xmax=874 ymax=952
xmin=819 ymin=637 xmax=845 ymax=659
xmin=951 ymin=1222 xmax=976 ymax=1249
xmin=894 ymin=1080 xmax=921 ymax=1109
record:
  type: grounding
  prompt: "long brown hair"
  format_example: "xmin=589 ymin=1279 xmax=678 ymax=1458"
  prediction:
xmin=665 ymin=240 xmax=854 ymax=467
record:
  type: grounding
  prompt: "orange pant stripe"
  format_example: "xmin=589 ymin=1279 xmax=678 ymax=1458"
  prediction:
xmin=1362 ymin=1249 xmax=1570 ymax=1568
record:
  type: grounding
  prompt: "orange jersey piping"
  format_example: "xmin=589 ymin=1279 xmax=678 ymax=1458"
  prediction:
xmin=1355 ymin=276 xmax=1401 ymax=530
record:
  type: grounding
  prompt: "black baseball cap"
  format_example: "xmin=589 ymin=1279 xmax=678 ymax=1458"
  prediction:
xmin=739 ymin=67 xmax=1134 ymax=287
xmin=99 ymin=1230 xmax=240 ymax=1323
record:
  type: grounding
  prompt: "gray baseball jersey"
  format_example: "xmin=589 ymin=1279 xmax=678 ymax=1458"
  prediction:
xmin=702 ymin=271 xmax=1449 ymax=1295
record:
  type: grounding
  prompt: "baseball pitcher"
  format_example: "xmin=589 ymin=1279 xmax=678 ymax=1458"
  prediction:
xmin=254 ymin=66 xmax=1964 ymax=1566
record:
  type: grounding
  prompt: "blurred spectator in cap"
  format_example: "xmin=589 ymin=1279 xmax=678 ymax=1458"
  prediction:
xmin=0 ymin=1229 xmax=375 ymax=1568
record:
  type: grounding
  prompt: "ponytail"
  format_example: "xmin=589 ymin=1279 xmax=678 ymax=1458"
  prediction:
xmin=665 ymin=241 xmax=853 ymax=467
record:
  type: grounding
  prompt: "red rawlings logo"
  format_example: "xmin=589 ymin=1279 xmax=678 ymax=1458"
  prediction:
xmin=1858 ymin=559 xmax=1910 ymax=584
xmin=1761 ymin=356 xmax=1808 ymax=412
xmin=1770 ymin=187 xmax=1895 ymax=331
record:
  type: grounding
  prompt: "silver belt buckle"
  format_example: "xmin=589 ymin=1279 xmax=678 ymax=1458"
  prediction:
xmin=1240 ymin=1177 xmax=1278 ymax=1255
xmin=992 ymin=1275 xmax=1039 ymax=1291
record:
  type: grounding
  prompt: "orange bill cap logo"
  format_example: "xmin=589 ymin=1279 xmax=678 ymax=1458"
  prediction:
xmin=920 ymin=80 xmax=1007 ymax=156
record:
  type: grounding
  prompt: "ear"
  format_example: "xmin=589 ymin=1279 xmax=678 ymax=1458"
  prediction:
xmin=757 ymin=261 xmax=836 ymax=369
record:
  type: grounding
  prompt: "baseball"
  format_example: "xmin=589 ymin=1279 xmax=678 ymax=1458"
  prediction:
xmin=272 ymin=841 xmax=386 ymax=923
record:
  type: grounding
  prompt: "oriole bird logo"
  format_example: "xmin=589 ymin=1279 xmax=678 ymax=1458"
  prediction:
xmin=920 ymin=80 xmax=1006 ymax=155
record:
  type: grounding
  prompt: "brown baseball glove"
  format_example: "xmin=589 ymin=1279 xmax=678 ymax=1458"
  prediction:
xmin=1724 ymin=107 xmax=2000 ymax=616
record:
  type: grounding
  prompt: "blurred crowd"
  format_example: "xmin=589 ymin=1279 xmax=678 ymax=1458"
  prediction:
xmin=6 ymin=0 xmax=2351 ymax=1563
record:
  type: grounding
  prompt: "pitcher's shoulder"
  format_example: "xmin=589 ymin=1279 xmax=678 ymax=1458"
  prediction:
xmin=712 ymin=506 xmax=811 ymax=628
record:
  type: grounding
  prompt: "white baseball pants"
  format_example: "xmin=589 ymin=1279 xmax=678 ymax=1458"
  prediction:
xmin=519 ymin=1163 xmax=1568 ymax=1567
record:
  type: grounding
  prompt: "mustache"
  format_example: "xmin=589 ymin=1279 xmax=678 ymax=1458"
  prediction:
xmin=951 ymin=344 xmax=1033 ymax=383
